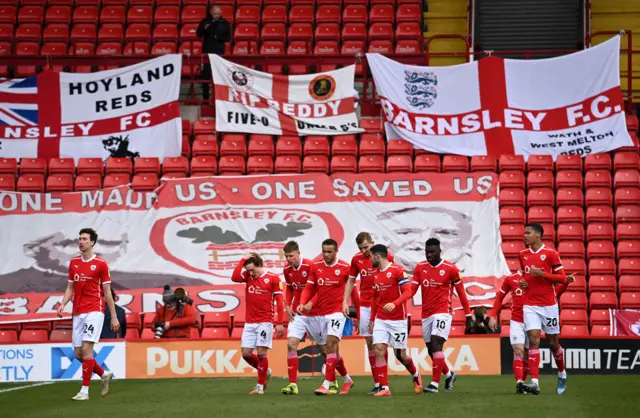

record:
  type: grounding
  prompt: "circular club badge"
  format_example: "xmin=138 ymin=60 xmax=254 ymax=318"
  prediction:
xmin=308 ymin=75 xmax=336 ymax=101
xmin=227 ymin=66 xmax=253 ymax=91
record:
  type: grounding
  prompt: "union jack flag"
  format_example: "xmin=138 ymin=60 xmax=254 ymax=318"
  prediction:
xmin=0 ymin=77 xmax=38 ymax=127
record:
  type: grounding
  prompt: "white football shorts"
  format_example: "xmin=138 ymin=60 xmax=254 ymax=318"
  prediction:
xmin=72 ymin=312 xmax=105 ymax=347
xmin=421 ymin=313 xmax=453 ymax=341
xmin=509 ymin=320 xmax=529 ymax=348
xmin=359 ymin=306 xmax=372 ymax=337
xmin=372 ymin=319 xmax=409 ymax=349
xmin=325 ymin=312 xmax=347 ymax=340
xmin=241 ymin=322 xmax=274 ymax=349
xmin=523 ymin=304 xmax=560 ymax=335
xmin=287 ymin=314 xmax=310 ymax=340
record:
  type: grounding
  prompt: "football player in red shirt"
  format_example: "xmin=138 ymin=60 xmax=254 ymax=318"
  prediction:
xmin=298 ymin=238 xmax=360 ymax=396
xmin=411 ymin=238 xmax=473 ymax=393
xmin=367 ymin=244 xmax=421 ymax=397
xmin=342 ymin=232 xmax=396 ymax=394
xmin=488 ymin=272 xmax=575 ymax=393
xmin=518 ymin=223 xmax=568 ymax=395
xmin=231 ymin=253 xmax=285 ymax=395
xmin=56 ymin=228 xmax=120 ymax=401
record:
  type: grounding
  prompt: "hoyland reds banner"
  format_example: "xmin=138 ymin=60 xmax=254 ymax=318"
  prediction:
xmin=0 ymin=173 xmax=509 ymax=323
xmin=210 ymin=54 xmax=363 ymax=136
xmin=0 ymin=55 xmax=182 ymax=160
xmin=367 ymin=36 xmax=634 ymax=159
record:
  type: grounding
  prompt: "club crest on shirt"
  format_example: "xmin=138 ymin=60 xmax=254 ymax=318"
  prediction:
xmin=334 ymin=269 xmax=341 ymax=276
xmin=541 ymin=255 xmax=546 ymax=261
xmin=90 ymin=265 xmax=96 ymax=271
xmin=440 ymin=270 xmax=445 ymax=276
xmin=302 ymin=271 xmax=308 ymax=277
xmin=386 ymin=272 xmax=392 ymax=278
xmin=263 ymin=278 xmax=269 ymax=284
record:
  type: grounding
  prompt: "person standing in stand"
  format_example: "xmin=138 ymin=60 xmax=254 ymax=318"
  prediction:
xmin=196 ymin=4 xmax=231 ymax=101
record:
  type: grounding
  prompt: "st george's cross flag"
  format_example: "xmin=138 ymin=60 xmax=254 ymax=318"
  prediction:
xmin=0 ymin=54 xmax=182 ymax=161
xmin=368 ymin=36 xmax=634 ymax=159
xmin=210 ymin=54 xmax=363 ymax=136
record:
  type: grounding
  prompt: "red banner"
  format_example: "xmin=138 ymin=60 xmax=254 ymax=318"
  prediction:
xmin=611 ymin=309 xmax=640 ymax=336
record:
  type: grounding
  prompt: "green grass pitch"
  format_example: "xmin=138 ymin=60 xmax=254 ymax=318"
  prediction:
xmin=1 ymin=375 xmax=638 ymax=418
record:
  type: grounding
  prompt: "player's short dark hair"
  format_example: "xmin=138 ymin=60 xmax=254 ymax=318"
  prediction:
xmin=322 ymin=238 xmax=338 ymax=250
xmin=526 ymin=223 xmax=544 ymax=237
xmin=244 ymin=254 xmax=264 ymax=267
xmin=79 ymin=228 xmax=98 ymax=245
xmin=425 ymin=238 xmax=440 ymax=247
xmin=370 ymin=244 xmax=388 ymax=258
xmin=355 ymin=232 xmax=373 ymax=245
xmin=283 ymin=241 xmax=299 ymax=253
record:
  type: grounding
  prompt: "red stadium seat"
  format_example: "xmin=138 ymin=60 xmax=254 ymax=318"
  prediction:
xmin=193 ymin=119 xmax=215 ymax=135
xmin=589 ymin=292 xmax=618 ymax=309
xmin=220 ymin=134 xmax=247 ymax=157
xmin=286 ymin=40 xmax=311 ymax=75
xmin=74 ymin=174 xmax=102 ymax=191
xmin=219 ymin=156 xmax=246 ymax=175
xmin=386 ymin=155 xmax=413 ymax=172
xmin=414 ymin=154 xmax=441 ymax=172
xmin=588 ymin=275 xmax=617 ymax=293
xmin=98 ymin=24 xmax=123 ymax=43
xmin=588 ymin=258 xmax=616 ymax=276
xmin=527 ymin=188 xmax=554 ymax=207
xmin=140 ymin=329 xmax=155 ymax=339
xmin=100 ymin=6 xmax=125 ymax=24
xmin=179 ymin=23 xmax=198 ymax=42
xmin=316 ymin=5 xmax=341 ymax=24
xmin=276 ymin=136 xmax=302 ymax=157
xmin=586 ymin=206 xmax=614 ymax=224
xmin=442 ymin=155 xmax=469 ymax=172
xmin=590 ymin=325 xmax=611 ymax=337
xmin=343 ymin=4 xmax=368 ymax=24
xmin=501 ymin=241 xmax=525 ymax=258
xmin=499 ymin=189 xmax=525 ymax=207
xmin=616 ymin=205 xmax=640 ymax=223
xmin=303 ymin=155 xmax=329 ymax=174
xmin=556 ymin=206 xmax=584 ymax=224
xmin=202 ymin=312 xmax=231 ymax=329
xmin=470 ymin=156 xmax=497 ymax=172
xmin=162 ymin=157 xmax=189 ymax=177
xmin=46 ymin=5 xmax=70 ymax=24
xmin=50 ymin=329 xmax=72 ymax=341
xmin=190 ymin=156 xmax=217 ymax=176
xmin=14 ymin=41 xmax=39 ymax=76
xmin=105 ymin=157 xmax=133 ymax=175
xmin=0 ymin=24 xmax=13 ymax=43
xmin=370 ymin=4 xmax=394 ymax=24
xmin=358 ymin=156 xmax=385 ymax=173
xmin=369 ymin=22 xmax=393 ymax=40
xmin=396 ymin=3 xmax=421 ymax=22
xmin=557 ymin=241 xmax=585 ymax=258
xmin=125 ymin=312 xmax=142 ymax=330
xmin=528 ymin=206 xmax=555 ymax=224
xmin=77 ymin=158 xmax=103 ymax=175
xmin=500 ymin=207 xmax=526 ymax=224
xmin=192 ymin=137 xmax=219 ymax=157
xmin=236 ymin=5 xmax=260 ymax=24
xmin=17 ymin=174 xmax=44 ymax=192
xmin=617 ymin=240 xmax=640 ymax=258
xmin=614 ymin=169 xmax=640 ymax=189
xmin=43 ymin=25 xmax=68 ymax=43
xmin=131 ymin=173 xmax=159 ymax=191
xmin=0 ymin=175 xmax=15 ymax=191
xmin=527 ymin=155 xmax=553 ymax=171
xmin=153 ymin=25 xmax=178 ymax=43
xmin=615 ymin=187 xmax=640 ymax=206
xmin=368 ymin=39 xmax=393 ymax=53
xmin=563 ymin=258 xmax=587 ymax=276
xmin=555 ymin=170 xmax=582 ymax=188
xmin=314 ymin=40 xmax=339 ymax=72
xmin=134 ymin=158 xmax=160 ymax=175
xmin=73 ymin=5 xmax=98 ymax=24
xmin=555 ymin=154 xmax=582 ymax=171
xmin=275 ymin=156 xmax=302 ymax=174
xmin=560 ymin=309 xmax=588 ymax=325
xmin=359 ymin=118 xmax=384 ymax=132
xmin=289 ymin=5 xmax=313 ymax=24
xmin=556 ymin=188 xmax=583 ymax=207
xmin=586 ymin=223 xmax=614 ymax=242
xmin=103 ymin=174 xmax=130 ymax=188
xmin=331 ymin=155 xmax=358 ymax=173
xmin=304 ymin=136 xmax=330 ymax=157
xmin=387 ymin=140 xmax=413 ymax=157
xmin=125 ymin=23 xmax=151 ymax=43
xmin=0 ymin=330 xmax=17 ymax=343
xmin=127 ymin=6 xmax=152 ymax=24
xmin=124 ymin=329 xmax=140 ymax=340
xmin=559 ymin=292 xmax=587 ymax=310
xmin=619 ymin=275 xmax=640 ymax=292
xmin=359 ymin=133 xmax=386 ymax=156
xmin=395 ymin=21 xmax=421 ymax=41
xmin=395 ymin=39 xmax=421 ymax=54
xmin=0 ymin=5 xmax=16 ymax=24
xmin=20 ymin=158 xmax=47 ymax=175
xmin=19 ymin=329 xmax=48 ymax=342
xmin=618 ymin=258 xmax=640 ymax=275
xmin=499 ymin=155 xmax=525 ymax=172
xmin=556 ymin=223 xmax=584 ymax=241
xmin=560 ymin=325 xmax=589 ymax=337
xmin=527 ymin=170 xmax=554 ymax=189
xmin=247 ymin=156 xmax=274 ymax=174
xmin=584 ymin=170 xmax=612 ymax=189
xmin=15 ymin=23 xmax=41 ymax=42
xmin=155 ymin=6 xmax=179 ymax=24
xmin=263 ymin=5 xmax=287 ymax=24
xmin=617 ymin=223 xmax=640 ymax=240
xmin=589 ymin=309 xmax=610 ymax=326
xmin=620 ymin=292 xmax=640 ymax=309
xmin=46 ymin=174 xmax=73 ymax=192
xmin=230 ymin=328 xmax=243 ymax=339
xmin=201 ymin=328 xmax=229 ymax=339
xmin=586 ymin=240 xmax=615 ymax=259
xmin=499 ymin=171 xmax=525 ymax=189
xmin=613 ymin=151 xmax=640 ymax=170
xmin=261 ymin=23 xmax=285 ymax=41
xmin=585 ymin=187 xmax=613 ymax=206
xmin=506 ymin=258 xmax=520 ymax=273
xmin=181 ymin=5 xmax=206 ymax=24
xmin=584 ymin=153 xmax=612 ymax=171
xmin=248 ymin=135 xmax=275 ymax=157
xmin=18 ymin=6 xmax=43 ymax=24
xmin=331 ymin=135 xmax=358 ymax=157
xmin=0 ymin=158 xmax=17 ymax=176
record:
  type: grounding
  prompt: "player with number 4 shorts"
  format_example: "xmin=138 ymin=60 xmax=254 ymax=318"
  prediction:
xmin=518 ymin=223 xmax=568 ymax=396
xmin=56 ymin=228 xmax=120 ymax=401
xmin=411 ymin=238 xmax=472 ymax=394
xmin=299 ymin=238 xmax=360 ymax=396
xmin=367 ymin=244 xmax=421 ymax=397
xmin=232 ymin=253 xmax=285 ymax=395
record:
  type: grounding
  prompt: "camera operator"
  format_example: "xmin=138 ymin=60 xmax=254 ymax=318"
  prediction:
xmin=150 ymin=285 xmax=199 ymax=339
xmin=466 ymin=307 xmax=499 ymax=335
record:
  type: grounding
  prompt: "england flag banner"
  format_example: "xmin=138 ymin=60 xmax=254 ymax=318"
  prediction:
xmin=0 ymin=172 xmax=509 ymax=324
xmin=368 ymin=36 xmax=634 ymax=159
xmin=0 ymin=54 xmax=182 ymax=160
xmin=210 ymin=54 xmax=363 ymax=136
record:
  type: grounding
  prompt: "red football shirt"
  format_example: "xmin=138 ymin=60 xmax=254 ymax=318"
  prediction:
xmin=372 ymin=263 xmax=411 ymax=321
xmin=283 ymin=258 xmax=316 ymax=315
xmin=413 ymin=259 xmax=461 ymax=318
xmin=306 ymin=259 xmax=351 ymax=316
xmin=238 ymin=270 xmax=284 ymax=323
xmin=499 ymin=272 xmax=526 ymax=323
xmin=349 ymin=251 xmax=395 ymax=307
xmin=68 ymin=255 xmax=111 ymax=316
xmin=518 ymin=245 xmax=564 ymax=307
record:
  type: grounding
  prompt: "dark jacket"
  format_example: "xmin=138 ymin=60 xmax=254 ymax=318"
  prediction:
xmin=196 ymin=16 xmax=231 ymax=55
xmin=101 ymin=305 xmax=127 ymax=339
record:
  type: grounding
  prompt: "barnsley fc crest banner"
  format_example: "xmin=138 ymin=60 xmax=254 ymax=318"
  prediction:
xmin=0 ymin=173 xmax=510 ymax=323
xmin=0 ymin=55 xmax=182 ymax=161
xmin=210 ymin=54 xmax=363 ymax=136
xmin=367 ymin=36 xmax=634 ymax=159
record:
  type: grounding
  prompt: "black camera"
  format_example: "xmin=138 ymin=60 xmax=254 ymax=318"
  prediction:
xmin=174 ymin=287 xmax=193 ymax=305
xmin=348 ymin=305 xmax=357 ymax=319
xmin=154 ymin=322 xmax=165 ymax=339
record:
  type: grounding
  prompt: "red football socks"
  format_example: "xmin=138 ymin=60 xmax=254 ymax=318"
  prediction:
xmin=82 ymin=357 xmax=94 ymax=387
xmin=325 ymin=353 xmax=337 ymax=383
xmin=93 ymin=360 xmax=104 ymax=377
xmin=257 ymin=353 xmax=268 ymax=385
xmin=513 ymin=355 xmax=524 ymax=381
xmin=368 ymin=350 xmax=378 ymax=384
xmin=374 ymin=357 xmax=389 ymax=388
xmin=287 ymin=352 xmax=298 ymax=384
xmin=403 ymin=357 xmax=417 ymax=376
xmin=336 ymin=355 xmax=348 ymax=377
xmin=243 ymin=353 xmax=259 ymax=369
xmin=528 ymin=349 xmax=540 ymax=379
xmin=522 ymin=358 xmax=530 ymax=381
xmin=431 ymin=351 xmax=446 ymax=384
xmin=553 ymin=346 xmax=566 ymax=373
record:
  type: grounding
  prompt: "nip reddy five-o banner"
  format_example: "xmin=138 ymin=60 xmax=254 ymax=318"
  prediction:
xmin=210 ymin=54 xmax=363 ymax=136
xmin=0 ymin=55 xmax=182 ymax=161
xmin=368 ymin=36 xmax=634 ymax=159
xmin=0 ymin=173 xmax=509 ymax=323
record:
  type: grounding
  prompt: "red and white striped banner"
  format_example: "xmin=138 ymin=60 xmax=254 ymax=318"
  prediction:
xmin=368 ymin=36 xmax=634 ymax=159
xmin=610 ymin=309 xmax=640 ymax=336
